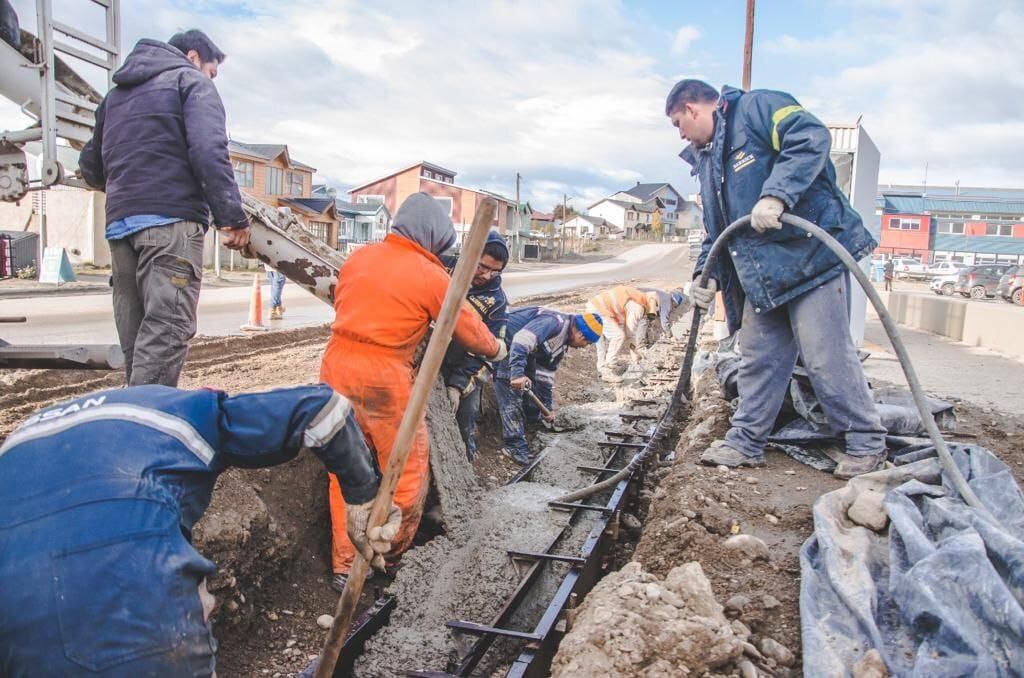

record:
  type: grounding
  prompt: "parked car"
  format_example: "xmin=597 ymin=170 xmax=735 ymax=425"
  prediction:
xmin=892 ymin=257 xmax=928 ymax=279
xmin=996 ymin=265 xmax=1023 ymax=305
xmin=925 ymin=261 xmax=963 ymax=277
xmin=929 ymin=272 xmax=960 ymax=296
xmin=953 ymin=264 xmax=1013 ymax=299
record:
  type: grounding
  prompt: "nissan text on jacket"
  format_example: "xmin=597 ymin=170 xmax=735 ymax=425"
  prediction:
xmin=79 ymin=39 xmax=248 ymax=231
xmin=682 ymin=86 xmax=876 ymax=332
xmin=0 ymin=384 xmax=376 ymax=675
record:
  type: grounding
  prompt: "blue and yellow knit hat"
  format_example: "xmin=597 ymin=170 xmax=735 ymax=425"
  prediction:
xmin=574 ymin=312 xmax=604 ymax=343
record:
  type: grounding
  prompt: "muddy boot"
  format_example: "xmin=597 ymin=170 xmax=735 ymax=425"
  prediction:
xmin=699 ymin=440 xmax=765 ymax=468
xmin=833 ymin=452 xmax=885 ymax=479
xmin=501 ymin=447 xmax=530 ymax=465
xmin=331 ymin=573 xmax=348 ymax=592
xmin=600 ymin=369 xmax=624 ymax=384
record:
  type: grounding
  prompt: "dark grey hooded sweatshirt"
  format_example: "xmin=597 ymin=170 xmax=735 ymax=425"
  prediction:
xmin=79 ymin=39 xmax=248 ymax=230
xmin=391 ymin=192 xmax=457 ymax=255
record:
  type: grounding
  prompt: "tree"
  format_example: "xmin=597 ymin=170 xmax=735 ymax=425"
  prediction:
xmin=551 ymin=204 xmax=577 ymax=221
xmin=651 ymin=209 xmax=664 ymax=241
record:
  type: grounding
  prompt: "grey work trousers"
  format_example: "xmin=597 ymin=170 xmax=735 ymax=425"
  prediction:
xmin=109 ymin=220 xmax=204 ymax=386
xmin=724 ymin=274 xmax=886 ymax=458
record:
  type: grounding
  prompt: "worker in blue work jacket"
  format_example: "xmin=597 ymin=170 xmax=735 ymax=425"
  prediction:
xmin=0 ymin=384 xmax=402 ymax=677
xmin=494 ymin=308 xmax=603 ymax=464
xmin=666 ymin=79 xmax=886 ymax=479
xmin=440 ymin=231 xmax=510 ymax=461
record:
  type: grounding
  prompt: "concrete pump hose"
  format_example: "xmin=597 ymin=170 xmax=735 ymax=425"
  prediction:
xmin=555 ymin=213 xmax=992 ymax=521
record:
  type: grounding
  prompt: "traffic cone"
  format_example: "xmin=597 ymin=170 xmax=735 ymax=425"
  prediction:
xmin=240 ymin=271 xmax=269 ymax=332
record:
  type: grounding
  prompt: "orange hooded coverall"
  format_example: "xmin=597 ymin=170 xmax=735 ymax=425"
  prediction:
xmin=321 ymin=233 xmax=500 ymax=575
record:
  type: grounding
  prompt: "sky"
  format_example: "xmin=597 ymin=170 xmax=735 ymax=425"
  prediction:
xmin=3 ymin=0 xmax=1022 ymax=211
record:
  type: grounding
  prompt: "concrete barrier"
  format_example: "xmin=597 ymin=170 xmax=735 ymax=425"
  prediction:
xmin=877 ymin=291 xmax=1024 ymax=360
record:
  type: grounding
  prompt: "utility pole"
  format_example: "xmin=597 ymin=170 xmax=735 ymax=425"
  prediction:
xmin=515 ymin=171 xmax=523 ymax=263
xmin=560 ymin=194 xmax=568 ymax=259
xmin=742 ymin=0 xmax=755 ymax=90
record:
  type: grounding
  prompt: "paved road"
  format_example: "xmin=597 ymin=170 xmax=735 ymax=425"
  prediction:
xmin=0 ymin=244 xmax=688 ymax=345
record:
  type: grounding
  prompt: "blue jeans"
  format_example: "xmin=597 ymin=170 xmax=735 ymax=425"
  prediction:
xmin=455 ymin=386 xmax=482 ymax=460
xmin=267 ymin=270 xmax=286 ymax=308
xmin=725 ymin=274 xmax=886 ymax=458
xmin=494 ymin=368 xmax=553 ymax=459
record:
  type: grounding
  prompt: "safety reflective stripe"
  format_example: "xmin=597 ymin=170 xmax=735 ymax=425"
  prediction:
xmin=303 ymin=392 xmax=352 ymax=448
xmin=0 ymin=404 xmax=216 ymax=464
xmin=771 ymin=105 xmax=804 ymax=151
xmin=535 ymin=368 xmax=557 ymax=384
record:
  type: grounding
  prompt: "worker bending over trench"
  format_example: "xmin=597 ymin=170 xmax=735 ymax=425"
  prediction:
xmin=0 ymin=384 xmax=400 ymax=677
xmin=585 ymin=285 xmax=659 ymax=382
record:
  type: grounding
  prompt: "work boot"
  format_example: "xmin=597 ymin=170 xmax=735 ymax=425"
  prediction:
xmin=600 ymin=369 xmax=624 ymax=384
xmin=331 ymin=573 xmax=348 ymax=592
xmin=270 ymin=305 xmax=284 ymax=320
xmin=699 ymin=440 xmax=765 ymax=468
xmin=501 ymin=447 xmax=530 ymax=465
xmin=833 ymin=452 xmax=885 ymax=479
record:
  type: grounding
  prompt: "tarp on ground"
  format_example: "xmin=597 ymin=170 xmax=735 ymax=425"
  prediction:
xmin=800 ymin=444 xmax=1024 ymax=676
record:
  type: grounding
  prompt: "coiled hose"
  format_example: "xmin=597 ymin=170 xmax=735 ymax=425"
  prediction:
xmin=553 ymin=213 xmax=990 ymax=518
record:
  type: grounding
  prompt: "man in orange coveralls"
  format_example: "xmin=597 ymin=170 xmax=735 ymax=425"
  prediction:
xmin=321 ymin=192 xmax=508 ymax=591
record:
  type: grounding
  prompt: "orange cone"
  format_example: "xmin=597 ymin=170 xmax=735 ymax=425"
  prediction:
xmin=240 ymin=271 xmax=269 ymax=332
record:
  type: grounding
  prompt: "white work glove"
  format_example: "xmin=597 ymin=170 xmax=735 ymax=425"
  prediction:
xmin=346 ymin=501 xmax=402 ymax=572
xmin=751 ymin=196 xmax=785 ymax=233
xmin=689 ymin=279 xmax=717 ymax=311
xmin=492 ymin=341 xmax=508 ymax=362
xmin=447 ymin=386 xmax=461 ymax=412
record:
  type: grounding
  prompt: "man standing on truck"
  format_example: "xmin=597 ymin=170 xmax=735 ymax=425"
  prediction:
xmin=79 ymin=30 xmax=250 ymax=387
xmin=666 ymin=79 xmax=886 ymax=479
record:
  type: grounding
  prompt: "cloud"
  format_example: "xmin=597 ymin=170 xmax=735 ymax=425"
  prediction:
xmin=671 ymin=25 xmax=702 ymax=56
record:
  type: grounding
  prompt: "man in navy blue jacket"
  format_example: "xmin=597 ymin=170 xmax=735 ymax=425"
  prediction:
xmin=80 ymin=30 xmax=249 ymax=388
xmin=495 ymin=308 xmax=603 ymax=463
xmin=667 ymin=79 xmax=885 ymax=479
xmin=0 ymin=384 xmax=400 ymax=677
xmin=440 ymin=231 xmax=510 ymax=460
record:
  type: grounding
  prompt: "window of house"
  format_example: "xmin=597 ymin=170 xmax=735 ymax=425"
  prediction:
xmin=937 ymin=221 xmax=965 ymax=234
xmin=304 ymin=220 xmax=331 ymax=242
xmin=664 ymin=199 xmax=676 ymax=206
xmin=433 ymin=196 xmax=453 ymax=216
xmin=889 ymin=217 xmax=920 ymax=230
xmin=356 ymin=195 xmax=384 ymax=205
xmin=287 ymin=171 xmax=304 ymax=197
xmin=266 ymin=167 xmax=284 ymax=195
xmin=985 ymin=223 xmax=1013 ymax=236
xmin=232 ymin=160 xmax=254 ymax=188
xmin=339 ymin=218 xmax=354 ymax=239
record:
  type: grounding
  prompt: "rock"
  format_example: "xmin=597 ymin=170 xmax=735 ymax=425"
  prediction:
xmin=226 ymin=599 xmax=239 ymax=612
xmin=761 ymin=594 xmax=781 ymax=609
xmin=282 ymin=609 xmax=294 ymax=616
xmin=853 ymin=649 xmax=889 ymax=678
xmin=682 ymin=509 xmax=697 ymax=519
xmin=785 ymin=470 xmax=796 ymax=475
xmin=758 ymin=637 xmax=795 ymax=667
xmin=725 ymin=594 xmax=750 ymax=615
xmin=266 ymin=611 xmax=279 ymax=621
xmin=744 ymin=476 xmax=759 ymax=484
xmin=738 ymin=658 xmax=758 ymax=678
xmin=621 ymin=513 xmax=642 ymax=531
xmin=848 ymin=489 xmax=889 ymax=532
xmin=316 ymin=614 xmax=334 ymax=630
xmin=730 ymin=619 xmax=751 ymax=639
xmin=765 ymin=514 xmax=779 ymax=525
xmin=717 ymin=465 xmax=730 ymax=472
xmin=723 ymin=534 xmax=770 ymax=561
xmin=286 ymin=638 xmax=297 ymax=648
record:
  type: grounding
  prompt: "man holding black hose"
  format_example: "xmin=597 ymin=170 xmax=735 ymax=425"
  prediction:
xmin=666 ymin=79 xmax=886 ymax=479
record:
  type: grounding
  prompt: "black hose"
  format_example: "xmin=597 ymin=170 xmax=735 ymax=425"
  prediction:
xmin=554 ymin=214 xmax=991 ymax=518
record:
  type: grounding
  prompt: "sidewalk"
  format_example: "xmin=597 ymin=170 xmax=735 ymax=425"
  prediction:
xmin=0 ymin=268 xmax=257 ymax=299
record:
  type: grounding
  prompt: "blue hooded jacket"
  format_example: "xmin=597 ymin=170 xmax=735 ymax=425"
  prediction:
xmin=682 ymin=86 xmax=876 ymax=332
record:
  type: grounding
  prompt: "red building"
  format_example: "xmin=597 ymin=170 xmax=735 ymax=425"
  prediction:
xmin=877 ymin=213 xmax=932 ymax=259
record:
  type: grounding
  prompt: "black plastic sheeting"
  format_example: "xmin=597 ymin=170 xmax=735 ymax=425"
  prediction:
xmin=800 ymin=444 xmax=1024 ymax=676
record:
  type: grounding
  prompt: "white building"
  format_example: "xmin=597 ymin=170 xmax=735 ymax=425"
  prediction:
xmin=609 ymin=182 xmax=685 ymax=235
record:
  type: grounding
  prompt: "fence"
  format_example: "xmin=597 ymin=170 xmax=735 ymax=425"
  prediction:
xmin=0 ymin=231 xmax=39 ymax=278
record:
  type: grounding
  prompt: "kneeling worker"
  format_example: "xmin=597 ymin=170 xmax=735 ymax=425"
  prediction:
xmin=441 ymin=231 xmax=510 ymax=461
xmin=0 ymin=384 xmax=401 ymax=677
xmin=495 ymin=308 xmax=603 ymax=463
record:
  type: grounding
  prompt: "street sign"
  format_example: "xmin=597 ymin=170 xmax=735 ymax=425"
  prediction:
xmin=39 ymin=247 xmax=76 ymax=285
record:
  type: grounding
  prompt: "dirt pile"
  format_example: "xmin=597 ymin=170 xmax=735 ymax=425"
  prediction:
xmin=552 ymin=560 xmax=742 ymax=676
